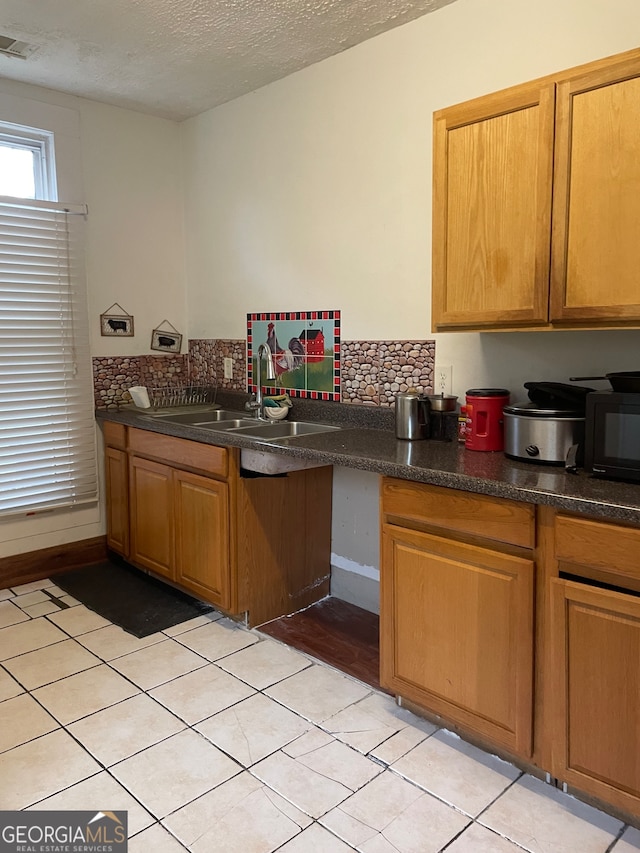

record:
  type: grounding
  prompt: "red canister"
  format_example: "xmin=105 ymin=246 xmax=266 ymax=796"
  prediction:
xmin=465 ymin=388 xmax=510 ymax=451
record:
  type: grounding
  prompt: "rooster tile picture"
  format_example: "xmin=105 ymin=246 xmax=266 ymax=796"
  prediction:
xmin=247 ymin=310 xmax=340 ymax=400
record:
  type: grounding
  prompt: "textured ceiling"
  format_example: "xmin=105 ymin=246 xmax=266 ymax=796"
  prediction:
xmin=0 ymin=0 xmax=457 ymax=121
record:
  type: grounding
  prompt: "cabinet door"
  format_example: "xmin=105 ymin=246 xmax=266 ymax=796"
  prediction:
xmin=551 ymin=56 xmax=640 ymax=323
xmin=174 ymin=469 xmax=230 ymax=609
xmin=550 ymin=578 xmax=640 ymax=814
xmin=129 ymin=456 xmax=174 ymax=579
xmin=381 ymin=524 xmax=534 ymax=756
xmin=105 ymin=446 xmax=129 ymax=556
xmin=432 ymin=81 xmax=555 ymax=330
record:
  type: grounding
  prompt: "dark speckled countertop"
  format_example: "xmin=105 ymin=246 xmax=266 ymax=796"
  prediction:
xmin=97 ymin=391 xmax=640 ymax=525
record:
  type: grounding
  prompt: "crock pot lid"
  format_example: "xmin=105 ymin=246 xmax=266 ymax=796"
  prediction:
xmin=504 ymin=402 xmax=584 ymax=418
xmin=466 ymin=388 xmax=510 ymax=397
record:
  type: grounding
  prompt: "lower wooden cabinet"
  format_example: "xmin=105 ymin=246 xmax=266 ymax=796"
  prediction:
xmin=128 ymin=457 xmax=232 ymax=603
xmin=102 ymin=421 xmax=332 ymax=626
xmin=174 ymin=469 xmax=230 ymax=608
xmin=381 ymin=523 xmax=534 ymax=756
xmin=129 ymin=456 xmax=174 ymax=580
xmin=380 ymin=480 xmax=640 ymax=821
xmin=550 ymin=563 xmax=640 ymax=817
xmin=104 ymin=446 xmax=129 ymax=556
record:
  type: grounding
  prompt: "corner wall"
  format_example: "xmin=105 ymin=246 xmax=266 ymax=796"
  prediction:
xmin=0 ymin=80 xmax=185 ymax=558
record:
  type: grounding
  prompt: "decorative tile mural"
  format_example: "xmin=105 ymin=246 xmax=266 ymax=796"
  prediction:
xmin=247 ymin=311 xmax=341 ymax=401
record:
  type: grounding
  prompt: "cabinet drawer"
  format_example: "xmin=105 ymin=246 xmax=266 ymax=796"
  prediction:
xmin=555 ymin=513 xmax=640 ymax=582
xmin=128 ymin=427 xmax=228 ymax=479
xmin=381 ymin=478 xmax=535 ymax=549
xmin=102 ymin=421 xmax=127 ymax=450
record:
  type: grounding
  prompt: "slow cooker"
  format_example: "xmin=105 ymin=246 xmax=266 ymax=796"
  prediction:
xmin=503 ymin=402 xmax=585 ymax=465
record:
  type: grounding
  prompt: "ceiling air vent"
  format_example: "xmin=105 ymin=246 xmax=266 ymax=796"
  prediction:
xmin=0 ymin=35 xmax=37 ymax=59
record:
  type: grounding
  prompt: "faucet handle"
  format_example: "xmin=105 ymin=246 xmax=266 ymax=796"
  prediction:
xmin=245 ymin=397 xmax=259 ymax=412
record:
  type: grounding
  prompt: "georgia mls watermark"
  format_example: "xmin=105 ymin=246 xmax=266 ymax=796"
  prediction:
xmin=0 ymin=811 xmax=127 ymax=853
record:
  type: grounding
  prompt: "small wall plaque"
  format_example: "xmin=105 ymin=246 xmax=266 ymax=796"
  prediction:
xmin=100 ymin=303 xmax=134 ymax=337
xmin=151 ymin=320 xmax=182 ymax=353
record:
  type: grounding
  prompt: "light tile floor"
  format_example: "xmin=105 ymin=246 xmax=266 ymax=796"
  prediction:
xmin=0 ymin=577 xmax=638 ymax=852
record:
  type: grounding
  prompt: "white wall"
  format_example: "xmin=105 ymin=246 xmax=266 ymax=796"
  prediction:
xmin=182 ymin=0 xmax=640 ymax=392
xmin=181 ymin=0 xmax=640 ymax=588
xmin=80 ymin=101 xmax=186 ymax=357
xmin=0 ymin=80 xmax=185 ymax=558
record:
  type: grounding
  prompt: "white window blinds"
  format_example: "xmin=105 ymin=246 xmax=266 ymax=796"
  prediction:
xmin=0 ymin=196 xmax=98 ymax=517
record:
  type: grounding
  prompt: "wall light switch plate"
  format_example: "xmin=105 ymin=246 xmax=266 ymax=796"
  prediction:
xmin=435 ymin=364 xmax=452 ymax=396
xmin=223 ymin=357 xmax=233 ymax=379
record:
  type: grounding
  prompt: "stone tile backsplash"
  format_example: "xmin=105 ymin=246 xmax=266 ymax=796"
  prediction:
xmin=342 ymin=341 xmax=435 ymax=407
xmin=93 ymin=354 xmax=189 ymax=410
xmin=93 ymin=338 xmax=435 ymax=409
xmin=188 ymin=339 xmax=246 ymax=390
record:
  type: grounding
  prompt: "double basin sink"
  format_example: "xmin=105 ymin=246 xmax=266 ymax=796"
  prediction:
xmin=143 ymin=408 xmax=341 ymax=442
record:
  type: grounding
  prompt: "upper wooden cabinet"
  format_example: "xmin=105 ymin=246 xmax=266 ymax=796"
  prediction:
xmin=551 ymin=56 xmax=640 ymax=323
xmin=432 ymin=48 xmax=640 ymax=332
xmin=433 ymin=81 xmax=555 ymax=330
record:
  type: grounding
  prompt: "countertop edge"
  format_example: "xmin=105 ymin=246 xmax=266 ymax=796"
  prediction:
xmin=96 ymin=408 xmax=640 ymax=525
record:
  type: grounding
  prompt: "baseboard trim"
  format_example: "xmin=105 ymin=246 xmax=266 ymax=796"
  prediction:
xmin=330 ymin=565 xmax=379 ymax=615
xmin=0 ymin=536 xmax=108 ymax=590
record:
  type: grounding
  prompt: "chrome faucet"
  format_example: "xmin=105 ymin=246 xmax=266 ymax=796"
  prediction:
xmin=246 ymin=343 xmax=276 ymax=420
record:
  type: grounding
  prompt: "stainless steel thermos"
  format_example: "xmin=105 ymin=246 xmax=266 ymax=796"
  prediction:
xmin=395 ymin=390 xmax=430 ymax=440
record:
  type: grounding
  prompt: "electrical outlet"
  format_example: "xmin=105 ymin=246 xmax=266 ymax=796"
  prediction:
xmin=223 ymin=357 xmax=233 ymax=380
xmin=435 ymin=364 xmax=452 ymax=396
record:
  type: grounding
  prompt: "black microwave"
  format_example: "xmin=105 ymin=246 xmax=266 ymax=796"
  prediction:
xmin=584 ymin=391 xmax=640 ymax=482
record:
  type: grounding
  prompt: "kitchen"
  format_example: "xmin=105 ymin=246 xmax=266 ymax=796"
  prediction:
xmin=3 ymin=0 xmax=640 ymax=605
xmin=2 ymin=0 xmax=640 ymax=848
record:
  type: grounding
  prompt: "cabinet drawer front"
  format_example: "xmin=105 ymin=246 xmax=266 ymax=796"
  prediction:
xmin=128 ymin=427 xmax=228 ymax=478
xmin=381 ymin=478 xmax=535 ymax=549
xmin=555 ymin=514 xmax=640 ymax=582
xmin=102 ymin=421 xmax=127 ymax=450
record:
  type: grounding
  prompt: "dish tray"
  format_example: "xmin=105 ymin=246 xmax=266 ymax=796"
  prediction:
xmin=147 ymin=385 xmax=217 ymax=409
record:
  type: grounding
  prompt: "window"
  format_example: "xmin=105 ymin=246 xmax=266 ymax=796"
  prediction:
xmin=0 ymin=122 xmax=97 ymax=518
xmin=0 ymin=121 xmax=57 ymax=201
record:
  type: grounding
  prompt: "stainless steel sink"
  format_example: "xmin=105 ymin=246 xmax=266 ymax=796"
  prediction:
xmin=227 ymin=421 xmax=341 ymax=440
xmin=144 ymin=409 xmax=250 ymax=425
xmin=196 ymin=418 xmax=259 ymax=431
xmin=141 ymin=409 xmax=340 ymax=440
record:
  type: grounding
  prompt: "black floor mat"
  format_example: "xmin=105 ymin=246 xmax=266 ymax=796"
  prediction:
xmin=54 ymin=559 xmax=216 ymax=638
